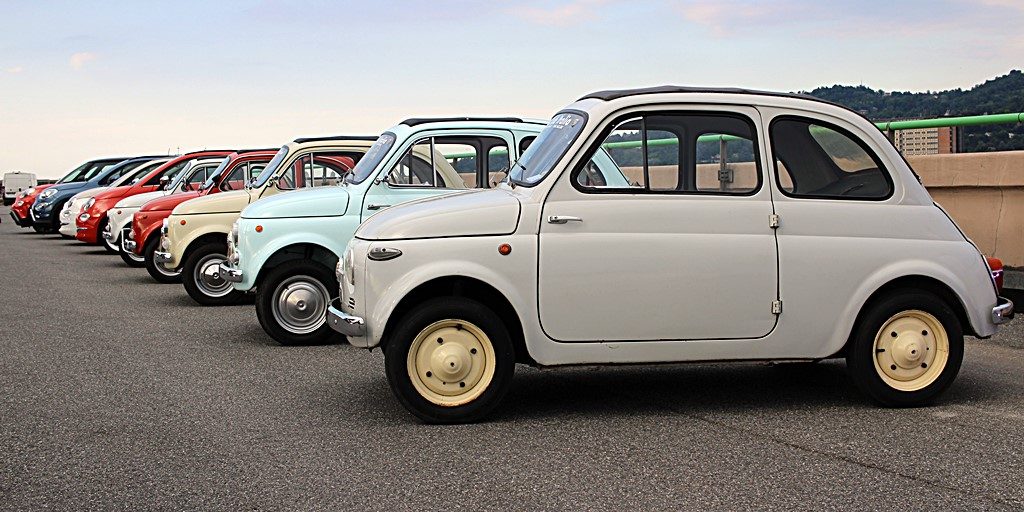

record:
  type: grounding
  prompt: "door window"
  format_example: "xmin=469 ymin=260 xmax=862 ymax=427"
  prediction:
xmin=770 ymin=117 xmax=892 ymax=199
xmin=386 ymin=136 xmax=508 ymax=189
xmin=575 ymin=113 xmax=760 ymax=194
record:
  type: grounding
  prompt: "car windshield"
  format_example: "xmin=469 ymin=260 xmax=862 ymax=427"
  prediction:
xmin=80 ymin=162 xmax=119 ymax=182
xmin=165 ymin=160 xmax=208 ymax=191
xmin=56 ymin=161 xmax=99 ymax=184
xmin=249 ymin=147 xmax=289 ymax=188
xmin=346 ymin=133 xmax=396 ymax=185
xmin=98 ymin=159 xmax=149 ymax=186
xmin=113 ymin=160 xmax=165 ymax=187
xmin=200 ymin=156 xmax=232 ymax=190
xmin=509 ymin=113 xmax=586 ymax=186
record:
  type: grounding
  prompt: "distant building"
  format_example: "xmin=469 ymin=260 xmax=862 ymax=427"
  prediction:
xmin=891 ymin=126 xmax=960 ymax=155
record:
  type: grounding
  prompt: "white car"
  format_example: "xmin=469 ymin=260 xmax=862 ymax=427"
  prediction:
xmin=57 ymin=159 xmax=168 ymax=238
xmin=106 ymin=158 xmax=223 ymax=261
xmin=329 ymin=87 xmax=1013 ymax=423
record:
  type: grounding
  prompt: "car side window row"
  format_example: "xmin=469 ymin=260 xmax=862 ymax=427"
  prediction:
xmin=386 ymin=136 xmax=511 ymax=189
xmin=573 ymin=112 xmax=893 ymax=200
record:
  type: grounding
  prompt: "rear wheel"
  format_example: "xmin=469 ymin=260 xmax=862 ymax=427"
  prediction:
xmin=846 ymin=290 xmax=963 ymax=407
xmin=143 ymin=235 xmax=181 ymax=283
xmin=255 ymin=260 xmax=340 ymax=346
xmin=385 ymin=297 xmax=515 ymax=424
xmin=182 ymin=242 xmax=244 ymax=306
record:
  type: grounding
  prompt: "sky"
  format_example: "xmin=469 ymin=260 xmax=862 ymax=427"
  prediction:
xmin=1 ymin=0 xmax=1022 ymax=178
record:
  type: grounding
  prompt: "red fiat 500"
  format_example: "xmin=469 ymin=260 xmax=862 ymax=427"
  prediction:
xmin=75 ymin=150 xmax=234 ymax=248
xmin=124 ymin=150 xmax=277 ymax=271
xmin=9 ymin=184 xmax=53 ymax=228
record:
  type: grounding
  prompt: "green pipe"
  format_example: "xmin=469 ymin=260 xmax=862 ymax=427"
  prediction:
xmin=875 ymin=113 xmax=1024 ymax=131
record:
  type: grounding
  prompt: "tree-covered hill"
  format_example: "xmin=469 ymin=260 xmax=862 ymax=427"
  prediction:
xmin=804 ymin=70 xmax=1024 ymax=152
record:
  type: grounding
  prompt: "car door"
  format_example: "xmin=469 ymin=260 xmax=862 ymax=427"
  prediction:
xmin=538 ymin=106 xmax=780 ymax=342
xmin=360 ymin=131 xmax=515 ymax=221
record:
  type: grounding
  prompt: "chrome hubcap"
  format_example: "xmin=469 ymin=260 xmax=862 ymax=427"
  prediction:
xmin=272 ymin=276 xmax=329 ymax=334
xmin=195 ymin=254 xmax=231 ymax=297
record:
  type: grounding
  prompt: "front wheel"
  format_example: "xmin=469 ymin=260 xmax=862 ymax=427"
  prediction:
xmin=846 ymin=290 xmax=964 ymax=407
xmin=385 ymin=297 xmax=515 ymax=424
xmin=32 ymin=224 xmax=52 ymax=234
xmin=143 ymin=235 xmax=182 ymax=283
xmin=255 ymin=260 xmax=341 ymax=346
xmin=182 ymin=242 xmax=244 ymax=306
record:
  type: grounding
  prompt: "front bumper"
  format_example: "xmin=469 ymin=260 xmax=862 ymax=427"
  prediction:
xmin=327 ymin=300 xmax=365 ymax=337
xmin=154 ymin=251 xmax=172 ymax=264
xmin=992 ymin=297 xmax=1015 ymax=324
xmin=217 ymin=262 xmax=243 ymax=283
xmin=10 ymin=210 xmax=30 ymax=227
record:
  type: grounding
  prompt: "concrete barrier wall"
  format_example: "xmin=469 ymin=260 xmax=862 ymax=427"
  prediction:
xmin=909 ymin=151 xmax=1024 ymax=267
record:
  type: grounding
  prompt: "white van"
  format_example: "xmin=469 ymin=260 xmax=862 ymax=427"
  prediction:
xmin=3 ymin=171 xmax=37 ymax=205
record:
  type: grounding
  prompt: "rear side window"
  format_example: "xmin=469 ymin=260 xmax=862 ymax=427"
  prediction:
xmin=770 ymin=117 xmax=893 ymax=200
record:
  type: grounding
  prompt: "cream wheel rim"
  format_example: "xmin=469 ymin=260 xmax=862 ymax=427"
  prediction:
xmin=407 ymin=319 xmax=496 ymax=407
xmin=872 ymin=310 xmax=949 ymax=392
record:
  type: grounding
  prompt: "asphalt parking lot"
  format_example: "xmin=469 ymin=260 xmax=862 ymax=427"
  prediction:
xmin=2 ymin=207 xmax=1024 ymax=510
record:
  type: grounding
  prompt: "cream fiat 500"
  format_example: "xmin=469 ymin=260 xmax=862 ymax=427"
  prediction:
xmin=329 ymin=87 xmax=1013 ymax=424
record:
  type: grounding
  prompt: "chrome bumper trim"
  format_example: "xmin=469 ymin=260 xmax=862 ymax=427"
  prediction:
xmin=218 ymin=263 xmax=243 ymax=283
xmin=154 ymin=251 xmax=172 ymax=263
xmin=124 ymin=240 xmax=137 ymax=252
xmin=327 ymin=301 xmax=365 ymax=337
xmin=992 ymin=297 xmax=1014 ymax=324
xmin=102 ymin=230 xmax=114 ymax=240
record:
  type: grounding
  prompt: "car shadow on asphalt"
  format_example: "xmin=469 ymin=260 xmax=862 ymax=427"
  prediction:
xmin=338 ymin=354 xmax=1002 ymax=425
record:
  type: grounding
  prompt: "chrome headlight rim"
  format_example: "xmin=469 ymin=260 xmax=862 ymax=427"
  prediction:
xmin=39 ymin=189 xmax=56 ymax=200
xmin=84 ymin=197 xmax=96 ymax=211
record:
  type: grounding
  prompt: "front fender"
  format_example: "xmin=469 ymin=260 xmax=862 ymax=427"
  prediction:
xmin=166 ymin=212 xmax=239 ymax=268
xmin=365 ymin=238 xmax=532 ymax=351
xmin=234 ymin=215 xmax=360 ymax=291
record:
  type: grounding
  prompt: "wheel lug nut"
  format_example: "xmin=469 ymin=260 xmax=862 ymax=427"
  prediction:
xmin=890 ymin=331 xmax=898 ymax=338
xmin=470 ymin=348 xmax=477 ymax=354
xmin=921 ymin=363 xmax=928 ymax=368
xmin=437 ymin=337 xmax=443 ymax=344
xmin=459 ymin=382 xmax=466 ymax=388
xmin=921 ymin=330 xmax=928 ymax=336
xmin=426 ymin=371 xmax=432 ymax=377
xmin=890 ymin=364 xmax=897 ymax=370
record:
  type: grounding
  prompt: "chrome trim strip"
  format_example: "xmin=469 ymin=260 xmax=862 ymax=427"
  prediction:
xmin=154 ymin=251 xmax=172 ymax=263
xmin=217 ymin=263 xmax=243 ymax=283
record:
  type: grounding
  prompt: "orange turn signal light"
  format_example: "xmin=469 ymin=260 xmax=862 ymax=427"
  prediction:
xmin=179 ymin=220 xmax=186 ymax=225
xmin=498 ymin=243 xmax=512 ymax=255
xmin=255 ymin=225 xmax=263 ymax=233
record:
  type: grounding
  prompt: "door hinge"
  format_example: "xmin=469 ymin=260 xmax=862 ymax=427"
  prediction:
xmin=771 ymin=300 xmax=783 ymax=314
xmin=769 ymin=214 xmax=780 ymax=229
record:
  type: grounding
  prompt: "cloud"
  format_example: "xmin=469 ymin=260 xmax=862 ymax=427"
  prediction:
xmin=69 ymin=52 xmax=97 ymax=70
xmin=5 ymin=66 xmax=23 ymax=74
xmin=513 ymin=0 xmax=609 ymax=26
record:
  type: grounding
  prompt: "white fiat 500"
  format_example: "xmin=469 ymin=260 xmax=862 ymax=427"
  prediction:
xmin=328 ymin=87 xmax=1013 ymax=424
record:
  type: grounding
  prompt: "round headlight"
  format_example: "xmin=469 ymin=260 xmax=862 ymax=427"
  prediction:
xmin=39 ymin=189 xmax=56 ymax=200
xmin=78 ymin=213 xmax=90 ymax=223
xmin=84 ymin=198 xmax=96 ymax=210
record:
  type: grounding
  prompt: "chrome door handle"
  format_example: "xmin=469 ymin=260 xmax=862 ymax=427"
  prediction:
xmin=367 ymin=203 xmax=391 ymax=210
xmin=547 ymin=215 xmax=583 ymax=224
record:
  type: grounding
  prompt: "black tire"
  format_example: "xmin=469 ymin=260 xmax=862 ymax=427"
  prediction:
xmin=255 ymin=260 xmax=341 ymax=346
xmin=32 ymin=224 xmax=52 ymax=234
xmin=384 ymin=297 xmax=515 ymax=424
xmin=182 ymin=242 xmax=243 ymax=306
xmin=120 ymin=234 xmax=146 ymax=268
xmin=143 ymin=235 xmax=182 ymax=283
xmin=846 ymin=290 xmax=964 ymax=407
xmin=99 ymin=218 xmax=118 ymax=253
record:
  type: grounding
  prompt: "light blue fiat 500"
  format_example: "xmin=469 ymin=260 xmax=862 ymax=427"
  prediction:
xmin=222 ymin=117 xmax=547 ymax=345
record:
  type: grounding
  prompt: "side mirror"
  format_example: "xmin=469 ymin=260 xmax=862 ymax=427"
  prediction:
xmin=159 ymin=176 xmax=171 ymax=189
